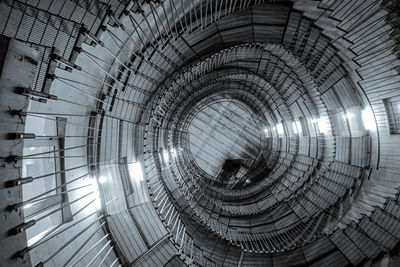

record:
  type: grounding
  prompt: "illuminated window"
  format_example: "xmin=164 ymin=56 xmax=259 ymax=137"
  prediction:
xmin=314 ymin=116 xmax=331 ymax=134
xmin=362 ymin=107 xmax=376 ymax=131
xmin=383 ymin=98 xmax=400 ymax=134
xmin=299 ymin=117 xmax=309 ymax=136
xmin=163 ymin=149 xmax=169 ymax=163
xmin=119 ymin=157 xmax=134 ymax=196
xmin=99 ymin=176 xmax=107 ymax=184
xmin=333 ymin=111 xmax=350 ymax=136
xmin=129 ymin=161 xmax=144 ymax=182
xmin=263 ymin=127 xmax=269 ymax=137
xmin=276 ymin=123 xmax=284 ymax=136
xmin=293 ymin=121 xmax=302 ymax=135
xmin=22 ymin=116 xmax=72 ymax=224
xmin=333 ymin=107 xmax=365 ymax=136
xmin=346 ymin=108 xmax=364 ymax=136
xmin=170 ymin=148 xmax=177 ymax=158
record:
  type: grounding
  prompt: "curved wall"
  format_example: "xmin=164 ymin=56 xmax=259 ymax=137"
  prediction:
xmin=0 ymin=0 xmax=400 ymax=266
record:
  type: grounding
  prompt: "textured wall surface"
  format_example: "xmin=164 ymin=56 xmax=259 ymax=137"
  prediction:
xmin=1 ymin=0 xmax=400 ymax=266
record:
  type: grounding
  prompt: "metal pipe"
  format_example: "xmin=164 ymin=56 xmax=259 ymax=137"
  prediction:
xmin=36 ymin=221 xmax=106 ymax=266
xmin=130 ymin=234 xmax=170 ymax=266
xmin=67 ymin=233 xmax=110 ymax=267
xmin=14 ymin=174 xmax=90 ymax=210
xmin=33 ymin=191 xmax=96 ymax=222
xmin=110 ymin=258 xmax=120 ymax=267
xmin=86 ymin=240 xmax=112 ymax=267
xmin=98 ymin=246 xmax=115 ymax=267
xmin=20 ymin=184 xmax=91 ymax=213
xmin=23 ymin=143 xmax=97 ymax=158
xmin=20 ymin=212 xmax=100 ymax=256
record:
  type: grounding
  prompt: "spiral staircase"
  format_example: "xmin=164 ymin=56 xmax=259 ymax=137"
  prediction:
xmin=1 ymin=0 xmax=400 ymax=266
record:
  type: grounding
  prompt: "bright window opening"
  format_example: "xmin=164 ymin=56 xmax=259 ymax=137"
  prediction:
xmin=276 ymin=123 xmax=284 ymax=136
xmin=170 ymin=148 xmax=177 ymax=158
xmin=293 ymin=121 xmax=302 ymax=135
xmin=128 ymin=162 xmax=144 ymax=182
xmin=99 ymin=176 xmax=107 ymax=184
xmin=362 ymin=107 xmax=376 ymax=131
xmin=314 ymin=116 xmax=331 ymax=134
xmin=163 ymin=149 xmax=169 ymax=163
xmin=263 ymin=127 xmax=269 ymax=136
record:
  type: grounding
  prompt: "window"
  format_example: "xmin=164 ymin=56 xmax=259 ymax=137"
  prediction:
xmin=22 ymin=116 xmax=72 ymax=225
xmin=332 ymin=111 xmax=349 ymax=136
xmin=346 ymin=107 xmax=364 ymax=137
xmin=332 ymin=107 xmax=364 ymax=137
xmin=119 ymin=157 xmax=134 ymax=196
xmin=299 ymin=116 xmax=309 ymax=136
xmin=383 ymin=98 xmax=400 ymax=134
